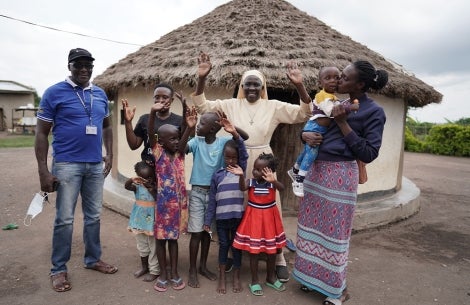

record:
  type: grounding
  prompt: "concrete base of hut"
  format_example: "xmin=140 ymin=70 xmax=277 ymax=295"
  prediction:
xmin=103 ymin=176 xmax=420 ymax=232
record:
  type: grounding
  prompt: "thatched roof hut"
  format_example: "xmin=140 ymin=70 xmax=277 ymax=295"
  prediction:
xmin=95 ymin=0 xmax=442 ymax=107
xmin=96 ymin=0 xmax=434 ymax=219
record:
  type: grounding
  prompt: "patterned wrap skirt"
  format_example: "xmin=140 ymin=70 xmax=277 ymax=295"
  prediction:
xmin=293 ymin=160 xmax=358 ymax=299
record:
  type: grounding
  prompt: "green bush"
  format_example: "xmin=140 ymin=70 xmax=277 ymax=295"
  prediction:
xmin=454 ymin=126 xmax=470 ymax=156
xmin=405 ymin=116 xmax=469 ymax=157
xmin=404 ymin=126 xmax=424 ymax=152
xmin=425 ymin=124 xmax=470 ymax=156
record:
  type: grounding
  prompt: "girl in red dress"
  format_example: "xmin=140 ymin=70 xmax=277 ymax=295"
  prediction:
xmin=229 ymin=153 xmax=287 ymax=296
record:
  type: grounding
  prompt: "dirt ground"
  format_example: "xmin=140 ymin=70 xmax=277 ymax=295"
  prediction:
xmin=0 ymin=147 xmax=469 ymax=305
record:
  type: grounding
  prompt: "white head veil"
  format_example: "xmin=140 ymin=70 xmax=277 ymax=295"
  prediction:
xmin=236 ymin=70 xmax=268 ymax=100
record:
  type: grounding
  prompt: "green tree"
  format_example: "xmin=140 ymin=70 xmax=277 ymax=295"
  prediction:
xmin=453 ymin=117 xmax=470 ymax=125
xmin=33 ymin=90 xmax=41 ymax=107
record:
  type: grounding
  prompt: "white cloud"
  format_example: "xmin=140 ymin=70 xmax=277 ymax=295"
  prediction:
xmin=408 ymin=72 xmax=470 ymax=123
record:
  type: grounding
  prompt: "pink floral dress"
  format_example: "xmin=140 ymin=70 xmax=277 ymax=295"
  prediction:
xmin=152 ymin=144 xmax=188 ymax=239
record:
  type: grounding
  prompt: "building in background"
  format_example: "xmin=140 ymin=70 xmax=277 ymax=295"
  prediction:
xmin=0 ymin=80 xmax=36 ymax=133
xmin=94 ymin=0 xmax=441 ymax=228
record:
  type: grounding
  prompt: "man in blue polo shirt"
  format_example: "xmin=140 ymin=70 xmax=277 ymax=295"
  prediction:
xmin=35 ymin=48 xmax=116 ymax=293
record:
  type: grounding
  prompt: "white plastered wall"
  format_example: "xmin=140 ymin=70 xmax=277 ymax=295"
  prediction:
xmin=357 ymin=94 xmax=405 ymax=194
xmin=113 ymin=87 xmax=405 ymax=195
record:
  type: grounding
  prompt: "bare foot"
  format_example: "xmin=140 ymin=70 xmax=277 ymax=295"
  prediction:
xmin=217 ymin=270 xmax=226 ymax=294
xmin=133 ymin=267 xmax=148 ymax=278
xmin=142 ymin=273 xmax=158 ymax=282
xmin=232 ymin=269 xmax=243 ymax=293
xmin=188 ymin=270 xmax=200 ymax=288
xmin=199 ymin=267 xmax=217 ymax=281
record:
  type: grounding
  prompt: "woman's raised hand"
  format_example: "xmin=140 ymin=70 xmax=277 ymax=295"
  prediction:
xmin=197 ymin=51 xmax=212 ymax=79
xmin=286 ymin=61 xmax=303 ymax=85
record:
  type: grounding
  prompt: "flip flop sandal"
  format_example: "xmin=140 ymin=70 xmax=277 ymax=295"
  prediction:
xmin=248 ymin=283 xmax=263 ymax=296
xmin=265 ymin=279 xmax=286 ymax=292
xmin=153 ymin=278 xmax=168 ymax=292
xmin=170 ymin=277 xmax=186 ymax=290
xmin=51 ymin=272 xmax=71 ymax=292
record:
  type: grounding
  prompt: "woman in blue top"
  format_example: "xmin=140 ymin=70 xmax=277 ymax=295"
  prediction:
xmin=293 ymin=60 xmax=388 ymax=305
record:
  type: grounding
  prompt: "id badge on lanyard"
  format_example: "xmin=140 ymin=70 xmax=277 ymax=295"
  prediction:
xmin=76 ymin=88 xmax=97 ymax=135
xmin=86 ymin=124 xmax=97 ymax=135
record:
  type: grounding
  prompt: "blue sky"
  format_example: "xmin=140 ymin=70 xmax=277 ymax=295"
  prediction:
xmin=1 ymin=0 xmax=469 ymax=123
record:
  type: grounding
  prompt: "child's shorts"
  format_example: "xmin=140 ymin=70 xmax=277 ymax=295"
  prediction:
xmin=188 ymin=186 xmax=210 ymax=233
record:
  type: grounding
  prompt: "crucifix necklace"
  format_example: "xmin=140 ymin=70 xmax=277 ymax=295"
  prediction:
xmin=244 ymin=101 xmax=261 ymax=125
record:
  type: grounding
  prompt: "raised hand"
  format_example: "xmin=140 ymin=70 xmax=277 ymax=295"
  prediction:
xmin=227 ymin=164 xmax=243 ymax=176
xmin=286 ymin=61 xmax=303 ymax=85
xmin=216 ymin=111 xmax=236 ymax=134
xmin=132 ymin=177 xmax=147 ymax=185
xmin=197 ymin=51 xmax=212 ymax=79
xmin=175 ymin=91 xmax=187 ymax=108
xmin=121 ymin=99 xmax=136 ymax=122
xmin=262 ymin=167 xmax=276 ymax=182
xmin=185 ymin=106 xmax=198 ymax=128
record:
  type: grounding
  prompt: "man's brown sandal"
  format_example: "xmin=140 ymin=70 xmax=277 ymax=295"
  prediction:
xmin=51 ymin=272 xmax=71 ymax=292
xmin=85 ymin=260 xmax=118 ymax=274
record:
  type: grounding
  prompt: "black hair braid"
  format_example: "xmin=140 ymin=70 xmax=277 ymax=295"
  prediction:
xmin=373 ymin=69 xmax=389 ymax=90
xmin=257 ymin=152 xmax=278 ymax=172
xmin=353 ymin=60 xmax=388 ymax=92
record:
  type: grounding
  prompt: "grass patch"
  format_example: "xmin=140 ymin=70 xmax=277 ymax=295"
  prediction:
xmin=0 ymin=134 xmax=35 ymax=148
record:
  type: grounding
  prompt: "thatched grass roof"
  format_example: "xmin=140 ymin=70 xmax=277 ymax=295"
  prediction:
xmin=94 ymin=0 xmax=442 ymax=107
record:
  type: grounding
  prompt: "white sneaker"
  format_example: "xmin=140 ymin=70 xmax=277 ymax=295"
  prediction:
xmin=287 ymin=169 xmax=297 ymax=182
xmin=292 ymin=181 xmax=304 ymax=197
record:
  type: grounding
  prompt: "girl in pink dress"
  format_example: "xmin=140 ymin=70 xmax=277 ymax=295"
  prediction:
xmin=148 ymin=101 xmax=197 ymax=292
